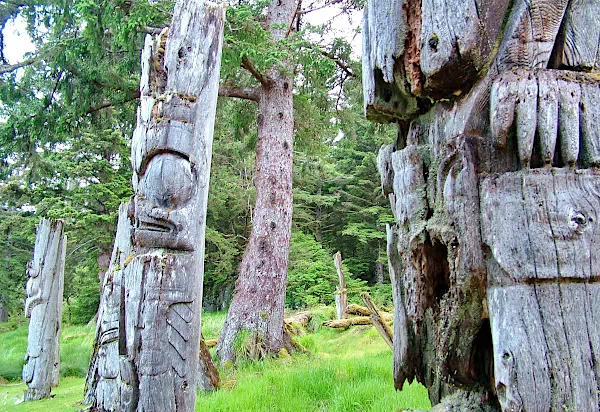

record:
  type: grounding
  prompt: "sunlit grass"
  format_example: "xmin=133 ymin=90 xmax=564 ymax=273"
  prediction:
xmin=0 ymin=310 xmax=431 ymax=411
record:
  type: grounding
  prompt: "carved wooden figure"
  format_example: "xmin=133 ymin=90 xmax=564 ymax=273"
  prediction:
xmin=364 ymin=1 xmax=600 ymax=410
xmin=23 ymin=219 xmax=66 ymax=401
xmin=84 ymin=1 xmax=225 ymax=410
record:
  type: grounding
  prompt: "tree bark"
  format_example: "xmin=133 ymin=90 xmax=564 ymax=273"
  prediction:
xmin=333 ymin=251 xmax=347 ymax=320
xmin=23 ymin=218 xmax=66 ymax=401
xmin=375 ymin=261 xmax=384 ymax=284
xmin=0 ymin=300 xmax=7 ymax=323
xmin=84 ymin=1 xmax=225 ymax=410
xmin=216 ymin=0 xmax=297 ymax=364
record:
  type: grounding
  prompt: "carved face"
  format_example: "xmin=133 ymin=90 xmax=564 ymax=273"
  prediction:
xmin=364 ymin=0 xmax=599 ymax=122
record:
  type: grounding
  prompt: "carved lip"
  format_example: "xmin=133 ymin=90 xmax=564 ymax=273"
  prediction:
xmin=138 ymin=220 xmax=173 ymax=233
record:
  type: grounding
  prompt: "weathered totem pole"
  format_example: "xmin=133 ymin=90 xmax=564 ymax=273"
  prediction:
xmin=364 ymin=1 xmax=600 ymax=410
xmin=84 ymin=1 xmax=225 ymax=410
xmin=23 ymin=218 xmax=66 ymax=401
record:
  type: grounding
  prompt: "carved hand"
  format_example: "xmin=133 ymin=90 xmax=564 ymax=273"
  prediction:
xmin=490 ymin=69 xmax=600 ymax=169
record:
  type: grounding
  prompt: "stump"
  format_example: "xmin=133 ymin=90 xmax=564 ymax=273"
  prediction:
xmin=84 ymin=1 xmax=225 ymax=410
xmin=23 ymin=218 xmax=66 ymax=401
xmin=364 ymin=0 xmax=600 ymax=410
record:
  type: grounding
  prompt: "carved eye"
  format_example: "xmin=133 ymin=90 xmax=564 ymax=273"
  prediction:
xmin=143 ymin=153 xmax=194 ymax=208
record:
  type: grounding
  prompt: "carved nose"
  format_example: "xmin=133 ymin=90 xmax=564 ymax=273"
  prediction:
xmin=143 ymin=153 xmax=194 ymax=208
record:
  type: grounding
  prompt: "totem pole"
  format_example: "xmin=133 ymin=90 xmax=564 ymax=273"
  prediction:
xmin=84 ymin=1 xmax=225 ymax=410
xmin=23 ymin=219 xmax=66 ymax=401
xmin=364 ymin=1 xmax=600 ymax=410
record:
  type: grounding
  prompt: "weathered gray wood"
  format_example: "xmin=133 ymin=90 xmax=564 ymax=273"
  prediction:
xmin=84 ymin=203 xmax=134 ymax=410
xmin=333 ymin=251 xmax=347 ymax=320
xmin=558 ymin=79 xmax=581 ymax=166
xmin=552 ymin=0 xmax=600 ymax=71
xmin=481 ymin=169 xmax=600 ymax=411
xmin=360 ymin=292 xmax=393 ymax=350
xmin=580 ymin=82 xmax=600 ymax=167
xmin=536 ymin=71 xmax=559 ymax=165
xmin=84 ymin=1 xmax=224 ymax=410
xmin=366 ymin=1 xmax=600 ymax=410
xmin=23 ymin=218 xmax=65 ymax=401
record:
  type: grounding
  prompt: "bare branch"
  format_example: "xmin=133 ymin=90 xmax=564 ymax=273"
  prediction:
xmin=139 ymin=26 xmax=163 ymax=35
xmin=286 ymin=0 xmax=303 ymax=38
xmin=241 ymin=56 xmax=273 ymax=88
xmin=219 ymin=86 xmax=261 ymax=102
xmin=0 ymin=56 xmax=37 ymax=74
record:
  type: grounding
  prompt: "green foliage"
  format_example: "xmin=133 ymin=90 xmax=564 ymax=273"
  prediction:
xmin=0 ymin=311 xmax=431 ymax=411
xmin=0 ymin=320 xmax=94 ymax=382
xmin=1 ymin=0 xmax=395 ymax=320
xmin=287 ymin=231 xmax=338 ymax=309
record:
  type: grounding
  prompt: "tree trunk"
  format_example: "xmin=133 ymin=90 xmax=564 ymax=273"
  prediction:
xmin=0 ymin=300 xmax=7 ymax=323
xmin=365 ymin=0 xmax=600 ymax=410
xmin=375 ymin=261 xmax=384 ymax=284
xmin=84 ymin=1 xmax=224 ymax=410
xmin=333 ymin=251 xmax=347 ymax=320
xmin=215 ymin=0 xmax=297 ymax=364
xmin=23 ymin=218 xmax=66 ymax=401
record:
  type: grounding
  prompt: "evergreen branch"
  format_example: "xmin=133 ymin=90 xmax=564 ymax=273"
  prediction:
xmin=318 ymin=49 xmax=357 ymax=78
xmin=219 ymin=86 xmax=261 ymax=102
xmin=0 ymin=56 xmax=38 ymax=74
xmin=241 ymin=56 xmax=273 ymax=88
xmin=86 ymin=90 xmax=141 ymax=115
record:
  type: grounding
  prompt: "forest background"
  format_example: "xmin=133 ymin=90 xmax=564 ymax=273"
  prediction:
xmin=0 ymin=0 xmax=396 ymax=324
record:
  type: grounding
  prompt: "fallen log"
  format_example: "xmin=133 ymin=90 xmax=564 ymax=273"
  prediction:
xmin=204 ymin=339 xmax=217 ymax=348
xmin=323 ymin=317 xmax=372 ymax=328
xmin=323 ymin=313 xmax=393 ymax=329
xmin=345 ymin=304 xmax=371 ymax=316
xmin=345 ymin=303 xmax=392 ymax=317
xmin=361 ymin=292 xmax=393 ymax=349
xmin=284 ymin=311 xmax=312 ymax=327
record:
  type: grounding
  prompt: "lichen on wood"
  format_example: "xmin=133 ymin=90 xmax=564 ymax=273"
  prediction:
xmin=84 ymin=1 xmax=225 ymax=410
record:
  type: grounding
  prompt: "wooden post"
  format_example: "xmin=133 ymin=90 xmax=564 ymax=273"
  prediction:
xmin=198 ymin=334 xmax=220 ymax=392
xmin=361 ymin=292 xmax=393 ymax=350
xmin=365 ymin=0 xmax=600 ymax=409
xmin=333 ymin=251 xmax=347 ymax=320
xmin=23 ymin=219 xmax=66 ymax=401
xmin=84 ymin=1 xmax=225 ymax=410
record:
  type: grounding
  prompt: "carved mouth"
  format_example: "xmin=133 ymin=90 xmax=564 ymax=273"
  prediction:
xmin=139 ymin=220 xmax=173 ymax=233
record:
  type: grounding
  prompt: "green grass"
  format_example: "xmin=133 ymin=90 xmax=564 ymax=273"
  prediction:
xmin=0 ymin=310 xmax=431 ymax=411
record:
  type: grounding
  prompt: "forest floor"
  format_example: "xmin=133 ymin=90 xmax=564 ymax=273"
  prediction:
xmin=0 ymin=309 xmax=430 ymax=411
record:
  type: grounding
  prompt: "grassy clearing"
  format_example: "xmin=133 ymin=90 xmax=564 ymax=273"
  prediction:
xmin=0 ymin=310 xmax=431 ymax=411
